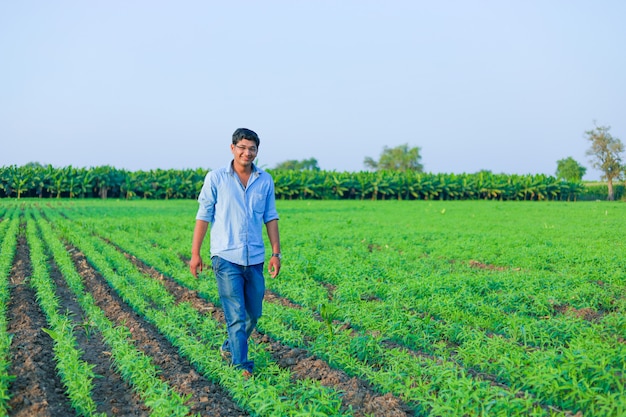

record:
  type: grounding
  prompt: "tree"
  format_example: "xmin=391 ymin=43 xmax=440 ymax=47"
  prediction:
xmin=585 ymin=124 xmax=624 ymax=201
xmin=274 ymin=158 xmax=320 ymax=171
xmin=555 ymin=157 xmax=586 ymax=182
xmin=364 ymin=143 xmax=423 ymax=172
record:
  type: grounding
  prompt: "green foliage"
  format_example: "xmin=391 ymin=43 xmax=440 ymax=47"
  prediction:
xmin=0 ymin=164 xmax=595 ymax=201
xmin=0 ymin=165 xmax=206 ymax=200
xmin=364 ymin=143 xmax=423 ymax=172
xmin=270 ymin=170 xmax=584 ymax=201
xmin=319 ymin=303 xmax=339 ymax=340
xmin=556 ymin=156 xmax=586 ymax=181
xmin=578 ymin=183 xmax=625 ymax=201
xmin=0 ymin=207 xmax=19 ymax=415
xmin=4 ymin=199 xmax=621 ymax=416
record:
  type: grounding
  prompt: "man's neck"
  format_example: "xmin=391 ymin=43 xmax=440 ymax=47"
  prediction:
xmin=232 ymin=160 xmax=253 ymax=176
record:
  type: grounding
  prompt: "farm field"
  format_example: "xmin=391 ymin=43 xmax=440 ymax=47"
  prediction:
xmin=0 ymin=199 xmax=624 ymax=416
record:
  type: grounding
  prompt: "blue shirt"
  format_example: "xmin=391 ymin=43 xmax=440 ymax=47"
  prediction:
xmin=196 ymin=162 xmax=279 ymax=266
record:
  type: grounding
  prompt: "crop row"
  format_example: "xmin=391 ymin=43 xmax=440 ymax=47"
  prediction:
xmin=0 ymin=205 xmax=19 ymax=412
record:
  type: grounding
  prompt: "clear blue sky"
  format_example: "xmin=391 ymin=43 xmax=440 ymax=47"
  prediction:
xmin=2 ymin=1 xmax=624 ymax=180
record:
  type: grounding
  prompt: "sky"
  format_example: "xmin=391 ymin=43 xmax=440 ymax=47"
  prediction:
xmin=1 ymin=1 xmax=624 ymax=181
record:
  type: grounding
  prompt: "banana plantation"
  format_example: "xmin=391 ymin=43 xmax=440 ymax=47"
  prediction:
xmin=0 ymin=164 xmax=587 ymax=201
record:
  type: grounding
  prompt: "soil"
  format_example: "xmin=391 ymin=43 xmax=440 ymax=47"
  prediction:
xmin=5 ymin=231 xmax=413 ymax=416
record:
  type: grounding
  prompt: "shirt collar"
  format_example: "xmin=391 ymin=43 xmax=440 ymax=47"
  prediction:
xmin=228 ymin=160 xmax=259 ymax=176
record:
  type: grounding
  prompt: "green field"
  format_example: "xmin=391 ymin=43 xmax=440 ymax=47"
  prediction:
xmin=0 ymin=199 xmax=624 ymax=416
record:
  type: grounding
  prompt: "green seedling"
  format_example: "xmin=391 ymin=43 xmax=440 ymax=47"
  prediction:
xmin=319 ymin=303 xmax=339 ymax=340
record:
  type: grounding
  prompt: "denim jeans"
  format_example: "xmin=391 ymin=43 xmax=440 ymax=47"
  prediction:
xmin=211 ymin=256 xmax=265 ymax=372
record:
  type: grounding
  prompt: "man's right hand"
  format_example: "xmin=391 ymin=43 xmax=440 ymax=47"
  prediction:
xmin=190 ymin=220 xmax=209 ymax=278
xmin=190 ymin=254 xmax=203 ymax=278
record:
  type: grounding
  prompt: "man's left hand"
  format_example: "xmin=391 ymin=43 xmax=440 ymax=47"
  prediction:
xmin=268 ymin=257 xmax=281 ymax=278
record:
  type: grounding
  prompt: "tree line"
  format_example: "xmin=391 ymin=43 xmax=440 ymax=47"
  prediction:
xmin=0 ymin=164 xmax=207 ymax=200
xmin=0 ymin=163 xmax=602 ymax=201
xmin=2 ymin=124 xmax=622 ymax=201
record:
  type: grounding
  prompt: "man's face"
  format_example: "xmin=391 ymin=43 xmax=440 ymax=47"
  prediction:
xmin=231 ymin=139 xmax=258 ymax=168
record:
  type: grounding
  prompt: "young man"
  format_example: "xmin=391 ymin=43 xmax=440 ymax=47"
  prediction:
xmin=190 ymin=128 xmax=281 ymax=378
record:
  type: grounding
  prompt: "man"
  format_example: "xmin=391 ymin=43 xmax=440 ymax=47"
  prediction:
xmin=190 ymin=128 xmax=281 ymax=378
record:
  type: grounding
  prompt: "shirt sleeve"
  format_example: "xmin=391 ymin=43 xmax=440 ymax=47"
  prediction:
xmin=196 ymin=171 xmax=216 ymax=223
xmin=263 ymin=175 xmax=279 ymax=223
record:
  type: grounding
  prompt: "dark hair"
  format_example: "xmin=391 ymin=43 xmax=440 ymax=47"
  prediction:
xmin=232 ymin=128 xmax=260 ymax=147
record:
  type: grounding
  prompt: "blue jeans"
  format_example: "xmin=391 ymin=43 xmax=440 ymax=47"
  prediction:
xmin=211 ymin=256 xmax=265 ymax=372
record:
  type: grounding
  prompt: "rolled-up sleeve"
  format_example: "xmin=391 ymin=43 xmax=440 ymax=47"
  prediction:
xmin=196 ymin=172 xmax=216 ymax=223
xmin=263 ymin=176 xmax=279 ymax=224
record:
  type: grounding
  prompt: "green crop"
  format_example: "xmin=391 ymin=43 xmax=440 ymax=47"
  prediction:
xmin=1 ymin=198 xmax=624 ymax=416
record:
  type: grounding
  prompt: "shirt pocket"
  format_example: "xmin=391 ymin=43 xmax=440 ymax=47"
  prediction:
xmin=250 ymin=192 xmax=266 ymax=214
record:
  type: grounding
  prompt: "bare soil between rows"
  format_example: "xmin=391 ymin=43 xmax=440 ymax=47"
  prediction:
xmin=6 ymin=229 xmax=412 ymax=416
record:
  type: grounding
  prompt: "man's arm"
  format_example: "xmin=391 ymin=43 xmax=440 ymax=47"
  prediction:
xmin=190 ymin=219 xmax=209 ymax=278
xmin=266 ymin=219 xmax=281 ymax=278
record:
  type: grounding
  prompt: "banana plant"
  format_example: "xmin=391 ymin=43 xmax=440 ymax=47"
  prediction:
xmin=1 ymin=165 xmax=33 ymax=199
xmin=120 ymin=171 xmax=137 ymax=200
xmin=299 ymin=171 xmax=325 ymax=199
xmin=92 ymin=165 xmax=126 ymax=199
xmin=325 ymin=173 xmax=351 ymax=199
xmin=271 ymin=170 xmax=301 ymax=200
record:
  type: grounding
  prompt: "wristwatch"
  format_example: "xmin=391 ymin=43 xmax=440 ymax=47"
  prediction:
xmin=271 ymin=253 xmax=282 ymax=260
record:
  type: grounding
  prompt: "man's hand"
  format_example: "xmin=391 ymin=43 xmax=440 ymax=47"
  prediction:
xmin=268 ymin=257 xmax=281 ymax=278
xmin=190 ymin=220 xmax=209 ymax=278
xmin=190 ymin=254 xmax=203 ymax=278
xmin=265 ymin=219 xmax=281 ymax=278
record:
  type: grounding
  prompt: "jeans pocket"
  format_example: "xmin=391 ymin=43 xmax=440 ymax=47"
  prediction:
xmin=211 ymin=256 xmax=220 ymax=275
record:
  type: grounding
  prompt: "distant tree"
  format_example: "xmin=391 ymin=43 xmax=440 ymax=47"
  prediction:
xmin=585 ymin=123 xmax=624 ymax=200
xmin=274 ymin=158 xmax=320 ymax=171
xmin=364 ymin=143 xmax=423 ymax=172
xmin=555 ymin=157 xmax=586 ymax=182
xmin=23 ymin=161 xmax=45 ymax=169
xmin=275 ymin=160 xmax=297 ymax=170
